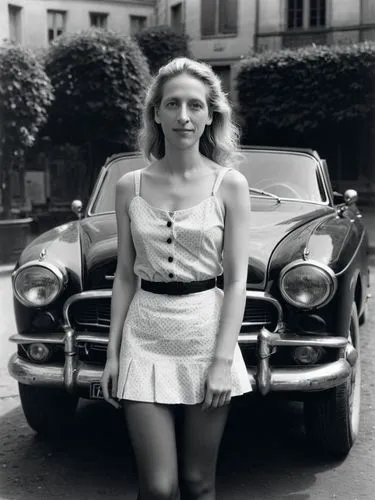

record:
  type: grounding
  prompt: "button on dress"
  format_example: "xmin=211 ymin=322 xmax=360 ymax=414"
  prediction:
xmin=116 ymin=167 xmax=252 ymax=404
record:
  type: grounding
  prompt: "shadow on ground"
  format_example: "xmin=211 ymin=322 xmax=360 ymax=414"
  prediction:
xmin=0 ymin=395 xmax=341 ymax=500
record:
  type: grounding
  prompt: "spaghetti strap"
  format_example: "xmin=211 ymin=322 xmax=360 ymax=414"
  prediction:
xmin=134 ymin=169 xmax=141 ymax=197
xmin=212 ymin=167 xmax=232 ymax=195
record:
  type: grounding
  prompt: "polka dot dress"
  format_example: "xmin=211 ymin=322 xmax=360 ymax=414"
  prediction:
xmin=116 ymin=168 xmax=252 ymax=404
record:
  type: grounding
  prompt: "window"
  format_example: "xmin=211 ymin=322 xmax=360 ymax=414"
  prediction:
xmin=171 ymin=3 xmax=183 ymax=34
xmin=287 ymin=0 xmax=303 ymax=29
xmin=287 ymin=0 xmax=326 ymax=30
xmin=309 ymin=0 xmax=326 ymax=28
xmin=8 ymin=5 xmax=22 ymax=43
xmin=90 ymin=12 xmax=108 ymax=29
xmin=47 ymin=10 xmax=66 ymax=42
xmin=130 ymin=15 xmax=147 ymax=36
xmin=201 ymin=0 xmax=238 ymax=37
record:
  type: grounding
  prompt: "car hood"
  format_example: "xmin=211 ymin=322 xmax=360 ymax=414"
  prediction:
xmin=18 ymin=221 xmax=83 ymax=289
xmin=80 ymin=203 xmax=333 ymax=290
xmin=248 ymin=201 xmax=333 ymax=288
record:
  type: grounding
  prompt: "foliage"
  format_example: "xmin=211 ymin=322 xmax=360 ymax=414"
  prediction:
xmin=0 ymin=43 xmax=53 ymax=158
xmin=44 ymin=29 xmax=151 ymax=149
xmin=135 ymin=25 xmax=190 ymax=74
xmin=236 ymin=42 xmax=375 ymax=136
xmin=0 ymin=43 xmax=53 ymax=218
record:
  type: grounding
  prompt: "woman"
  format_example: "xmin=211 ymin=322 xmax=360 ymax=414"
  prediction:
xmin=101 ymin=57 xmax=252 ymax=500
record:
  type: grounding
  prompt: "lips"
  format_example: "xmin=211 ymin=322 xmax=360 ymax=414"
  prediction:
xmin=173 ymin=129 xmax=194 ymax=132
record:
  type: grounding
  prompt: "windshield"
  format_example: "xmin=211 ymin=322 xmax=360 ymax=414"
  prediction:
xmin=238 ymin=150 xmax=326 ymax=203
xmin=90 ymin=155 xmax=147 ymax=214
xmin=90 ymin=150 xmax=327 ymax=215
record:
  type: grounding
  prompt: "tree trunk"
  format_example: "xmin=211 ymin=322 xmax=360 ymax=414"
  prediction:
xmin=0 ymin=149 xmax=13 ymax=220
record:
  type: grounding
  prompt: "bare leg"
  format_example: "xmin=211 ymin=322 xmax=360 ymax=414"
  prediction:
xmin=124 ymin=401 xmax=180 ymax=500
xmin=179 ymin=404 xmax=230 ymax=500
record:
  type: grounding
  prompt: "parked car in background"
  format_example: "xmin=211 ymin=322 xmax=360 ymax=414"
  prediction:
xmin=8 ymin=147 xmax=370 ymax=457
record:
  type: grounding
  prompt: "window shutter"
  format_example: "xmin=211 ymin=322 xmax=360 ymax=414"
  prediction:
xmin=201 ymin=0 xmax=216 ymax=36
xmin=219 ymin=0 xmax=238 ymax=35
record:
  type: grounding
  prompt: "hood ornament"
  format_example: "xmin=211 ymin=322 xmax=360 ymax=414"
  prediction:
xmin=303 ymin=247 xmax=310 ymax=260
xmin=39 ymin=248 xmax=47 ymax=261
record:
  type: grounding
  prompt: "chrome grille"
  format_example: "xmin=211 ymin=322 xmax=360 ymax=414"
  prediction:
xmin=69 ymin=298 xmax=112 ymax=331
xmin=67 ymin=295 xmax=280 ymax=333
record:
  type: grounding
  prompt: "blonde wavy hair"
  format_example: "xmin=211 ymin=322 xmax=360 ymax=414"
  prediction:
xmin=138 ymin=57 xmax=242 ymax=168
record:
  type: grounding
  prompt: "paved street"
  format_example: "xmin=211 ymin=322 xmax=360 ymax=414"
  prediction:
xmin=0 ymin=257 xmax=374 ymax=499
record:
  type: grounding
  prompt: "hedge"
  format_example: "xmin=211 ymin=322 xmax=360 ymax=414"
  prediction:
xmin=236 ymin=42 xmax=375 ymax=135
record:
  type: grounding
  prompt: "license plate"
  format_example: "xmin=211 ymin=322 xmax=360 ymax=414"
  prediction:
xmin=90 ymin=382 xmax=104 ymax=400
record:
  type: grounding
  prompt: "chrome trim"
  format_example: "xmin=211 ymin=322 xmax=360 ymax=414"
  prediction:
xmin=335 ymin=229 xmax=366 ymax=277
xmin=8 ymin=353 xmax=351 ymax=394
xmin=239 ymin=332 xmax=348 ymax=348
xmin=12 ymin=260 xmax=68 ymax=308
xmin=9 ymin=333 xmax=65 ymax=344
xmin=63 ymin=289 xmax=283 ymax=334
xmin=279 ymin=259 xmax=338 ymax=309
xmin=86 ymin=153 xmax=144 ymax=217
xmin=76 ymin=334 xmax=108 ymax=344
xmin=255 ymin=327 xmax=350 ymax=395
xmin=62 ymin=290 xmax=112 ymax=328
xmin=64 ymin=328 xmax=76 ymax=393
xmin=245 ymin=291 xmax=283 ymax=331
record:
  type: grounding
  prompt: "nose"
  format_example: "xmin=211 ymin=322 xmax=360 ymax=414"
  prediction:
xmin=177 ymin=103 xmax=189 ymax=125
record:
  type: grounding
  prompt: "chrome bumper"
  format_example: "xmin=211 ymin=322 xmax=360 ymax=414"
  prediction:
xmin=8 ymin=327 xmax=355 ymax=396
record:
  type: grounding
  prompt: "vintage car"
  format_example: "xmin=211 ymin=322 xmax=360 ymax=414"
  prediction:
xmin=8 ymin=146 xmax=370 ymax=457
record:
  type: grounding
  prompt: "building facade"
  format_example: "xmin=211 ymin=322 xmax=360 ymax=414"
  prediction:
xmin=1 ymin=0 xmax=156 ymax=48
xmin=255 ymin=0 xmax=375 ymax=52
xmin=156 ymin=0 xmax=256 ymax=98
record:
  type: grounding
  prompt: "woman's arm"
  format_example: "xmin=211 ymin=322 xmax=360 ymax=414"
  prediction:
xmin=203 ymin=169 xmax=251 ymax=410
xmin=101 ymin=172 xmax=138 ymax=406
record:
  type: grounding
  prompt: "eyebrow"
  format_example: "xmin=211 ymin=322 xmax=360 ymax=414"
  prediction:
xmin=163 ymin=96 xmax=206 ymax=103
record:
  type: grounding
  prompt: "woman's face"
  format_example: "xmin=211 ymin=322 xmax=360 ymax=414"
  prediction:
xmin=155 ymin=73 xmax=213 ymax=151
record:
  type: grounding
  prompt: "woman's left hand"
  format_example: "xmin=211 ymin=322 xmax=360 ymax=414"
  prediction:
xmin=202 ymin=359 xmax=232 ymax=411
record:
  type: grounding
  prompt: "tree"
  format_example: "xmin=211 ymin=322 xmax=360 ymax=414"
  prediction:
xmin=43 ymin=29 xmax=151 ymax=166
xmin=0 ymin=44 xmax=53 ymax=219
xmin=135 ymin=25 xmax=190 ymax=74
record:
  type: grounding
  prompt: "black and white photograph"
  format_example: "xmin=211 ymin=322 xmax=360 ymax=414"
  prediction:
xmin=0 ymin=1 xmax=375 ymax=499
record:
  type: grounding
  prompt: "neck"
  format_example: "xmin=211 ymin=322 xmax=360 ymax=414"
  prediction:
xmin=162 ymin=143 xmax=204 ymax=176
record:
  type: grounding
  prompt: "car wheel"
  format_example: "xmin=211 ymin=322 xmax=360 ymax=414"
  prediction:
xmin=304 ymin=302 xmax=361 ymax=458
xmin=18 ymin=383 xmax=79 ymax=436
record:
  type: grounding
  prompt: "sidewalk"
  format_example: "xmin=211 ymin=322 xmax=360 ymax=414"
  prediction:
xmin=0 ymin=206 xmax=374 ymax=275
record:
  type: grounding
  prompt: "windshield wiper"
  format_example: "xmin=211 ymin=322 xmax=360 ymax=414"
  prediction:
xmin=249 ymin=187 xmax=281 ymax=203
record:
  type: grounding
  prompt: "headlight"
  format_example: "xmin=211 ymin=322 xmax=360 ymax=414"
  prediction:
xmin=13 ymin=262 xmax=66 ymax=307
xmin=279 ymin=260 xmax=337 ymax=309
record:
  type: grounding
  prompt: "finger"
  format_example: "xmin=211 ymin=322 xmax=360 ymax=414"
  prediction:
xmin=225 ymin=391 xmax=232 ymax=405
xmin=202 ymin=387 xmax=213 ymax=411
xmin=111 ymin=375 xmax=118 ymax=398
xmin=107 ymin=397 xmax=121 ymax=409
xmin=218 ymin=392 xmax=227 ymax=408
xmin=210 ymin=392 xmax=221 ymax=409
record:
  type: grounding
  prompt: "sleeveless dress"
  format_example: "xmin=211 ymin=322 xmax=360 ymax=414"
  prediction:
xmin=116 ymin=167 xmax=252 ymax=404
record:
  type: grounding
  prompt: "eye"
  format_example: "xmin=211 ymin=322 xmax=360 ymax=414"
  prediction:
xmin=190 ymin=101 xmax=204 ymax=109
xmin=166 ymin=101 xmax=178 ymax=109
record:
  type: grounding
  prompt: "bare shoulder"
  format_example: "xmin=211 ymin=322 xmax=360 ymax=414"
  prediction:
xmin=222 ymin=168 xmax=249 ymax=198
xmin=115 ymin=170 xmax=137 ymax=213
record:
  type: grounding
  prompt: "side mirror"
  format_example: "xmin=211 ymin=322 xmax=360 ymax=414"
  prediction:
xmin=71 ymin=199 xmax=83 ymax=219
xmin=344 ymin=189 xmax=358 ymax=206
